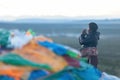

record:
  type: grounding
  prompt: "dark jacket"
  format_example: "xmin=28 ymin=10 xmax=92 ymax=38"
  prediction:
xmin=79 ymin=31 xmax=100 ymax=48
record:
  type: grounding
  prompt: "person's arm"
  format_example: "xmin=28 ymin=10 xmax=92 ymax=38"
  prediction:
xmin=79 ymin=34 xmax=86 ymax=45
xmin=80 ymin=34 xmax=94 ymax=45
xmin=79 ymin=29 xmax=87 ymax=45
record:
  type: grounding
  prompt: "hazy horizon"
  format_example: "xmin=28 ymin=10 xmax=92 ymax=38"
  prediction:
xmin=1 ymin=16 xmax=120 ymax=23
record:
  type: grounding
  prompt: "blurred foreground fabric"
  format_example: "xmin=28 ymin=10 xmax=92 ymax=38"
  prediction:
xmin=0 ymin=29 xmax=120 ymax=80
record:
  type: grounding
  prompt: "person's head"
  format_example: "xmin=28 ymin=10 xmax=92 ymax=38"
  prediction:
xmin=88 ymin=22 xmax=98 ymax=32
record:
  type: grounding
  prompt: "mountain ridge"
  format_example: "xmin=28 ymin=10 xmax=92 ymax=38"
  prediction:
xmin=0 ymin=18 xmax=120 ymax=24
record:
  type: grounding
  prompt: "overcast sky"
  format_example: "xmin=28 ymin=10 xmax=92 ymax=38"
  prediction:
xmin=0 ymin=0 xmax=120 ymax=20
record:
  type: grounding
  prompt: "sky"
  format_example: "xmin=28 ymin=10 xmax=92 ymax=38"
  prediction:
xmin=0 ymin=0 xmax=120 ymax=20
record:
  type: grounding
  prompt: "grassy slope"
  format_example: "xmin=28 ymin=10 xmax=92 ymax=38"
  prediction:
xmin=51 ymin=36 xmax=120 ymax=77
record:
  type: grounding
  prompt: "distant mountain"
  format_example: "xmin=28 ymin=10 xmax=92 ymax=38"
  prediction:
xmin=14 ymin=18 xmax=74 ymax=23
xmin=0 ymin=18 xmax=120 ymax=24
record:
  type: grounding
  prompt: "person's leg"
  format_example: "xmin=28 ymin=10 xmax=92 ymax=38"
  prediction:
xmin=89 ymin=55 xmax=98 ymax=68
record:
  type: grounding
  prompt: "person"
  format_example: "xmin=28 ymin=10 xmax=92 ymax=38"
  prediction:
xmin=79 ymin=22 xmax=100 ymax=68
